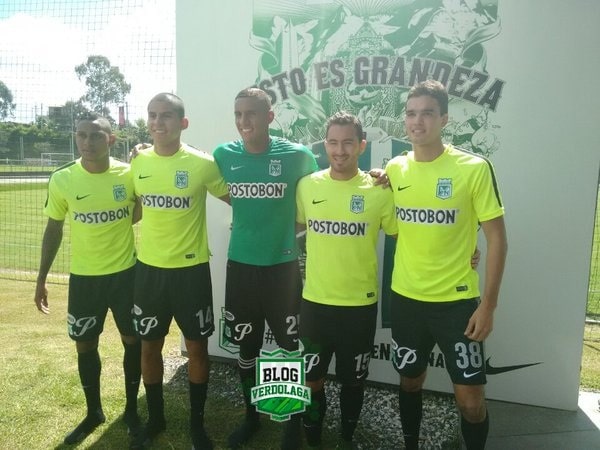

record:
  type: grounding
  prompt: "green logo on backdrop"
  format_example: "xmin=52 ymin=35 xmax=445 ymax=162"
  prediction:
xmin=251 ymin=0 xmax=503 ymax=158
xmin=251 ymin=348 xmax=311 ymax=421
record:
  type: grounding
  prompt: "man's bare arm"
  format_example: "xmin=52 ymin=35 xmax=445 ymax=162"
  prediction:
xmin=34 ymin=218 xmax=65 ymax=314
xmin=464 ymin=216 xmax=507 ymax=341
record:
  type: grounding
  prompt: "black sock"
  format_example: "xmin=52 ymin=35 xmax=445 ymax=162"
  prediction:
xmin=189 ymin=381 xmax=208 ymax=427
xmin=398 ymin=388 xmax=422 ymax=450
xmin=238 ymin=363 xmax=259 ymax=422
xmin=281 ymin=413 xmax=302 ymax=450
xmin=78 ymin=349 xmax=102 ymax=416
xmin=144 ymin=382 xmax=165 ymax=427
xmin=190 ymin=382 xmax=212 ymax=448
xmin=122 ymin=340 xmax=141 ymax=413
xmin=227 ymin=362 xmax=261 ymax=448
xmin=303 ymin=388 xmax=327 ymax=446
xmin=461 ymin=412 xmax=489 ymax=450
xmin=340 ymin=383 xmax=364 ymax=441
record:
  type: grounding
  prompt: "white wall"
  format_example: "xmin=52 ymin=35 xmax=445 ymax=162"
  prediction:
xmin=177 ymin=0 xmax=600 ymax=410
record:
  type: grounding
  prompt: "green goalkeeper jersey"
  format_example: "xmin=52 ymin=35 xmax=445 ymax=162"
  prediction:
xmin=213 ymin=137 xmax=318 ymax=266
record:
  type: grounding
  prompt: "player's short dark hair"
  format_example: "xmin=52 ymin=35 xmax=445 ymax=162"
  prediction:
xmin=407 ymin=80 xmax=448 ymax=115
xmin=235 ymin=87 xmax=272 ymax=111
xmin=75 ymin=113 xmax=111 ymax=134
xmin=148 ymin=92 xmax=185 ymax=118
xmin=325 ymin=111 xmax=364 ymax=141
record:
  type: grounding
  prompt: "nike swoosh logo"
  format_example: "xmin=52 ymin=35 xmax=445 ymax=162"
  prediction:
xmin=76 ymin=194 xmax=90 ymax=200
xmin=138 ymin=174 xmax=152 ymax=179
xmin=485 ymin=358 xmax=542 ymax=375
xmin=200 ymin=328 xmax=213 ymax=337
xmin=312 ymin=199 xmax=327 ymax=204
xmin=230 ymin=165 xmax=244 ymax=171
xmin=397 ymin=185 xmax=411 ymax=192
xmin=463 ymin=371 xmax=481 ymax=378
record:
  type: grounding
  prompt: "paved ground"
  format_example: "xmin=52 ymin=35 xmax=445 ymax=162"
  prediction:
xmin=485 ymin=390 xmax=600 ymax=450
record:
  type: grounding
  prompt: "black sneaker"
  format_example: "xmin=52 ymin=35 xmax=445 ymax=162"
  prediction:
xmin=63 ymin=410 xmax=106 ymax=445
xmin=227 ymin=417 xmax=261 ymax=448
xmin=191 ymin=426 xmax=214 ymax=450
xmin=129 ymin=420 xmax=166 ymax=449
xmin=335 ymin=438 xmax=359 ymax=450
xmin=123 ymin=409 xmax=142 ymax=436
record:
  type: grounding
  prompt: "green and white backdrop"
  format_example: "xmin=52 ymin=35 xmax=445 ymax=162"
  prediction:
xmin=177 ymin=0 xmax=600 ymax=411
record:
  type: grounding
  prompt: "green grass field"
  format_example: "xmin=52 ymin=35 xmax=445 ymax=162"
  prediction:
xmin=0 ymin=280 xmax=293 ymax=450
xmin=0 ymin=278 xmax=596 ymax=450
xmin=0 ymin=181 xmax=70 ymax=281
xmin=588 ymin=189 xmax=600 ymax=318
xmin=0 ymin=165 xmax=55 ymax=172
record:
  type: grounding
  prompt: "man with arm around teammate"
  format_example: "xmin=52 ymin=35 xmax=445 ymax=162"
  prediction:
xmin=212 ymin=88 xmax=319 ymax=449
xmin=130 ymin=93 xmax=229 ymax=450
xmin=386 ymin=80 xmax=507 ymax=450
xmin=296 ymin=111 xmax=397 ymax=449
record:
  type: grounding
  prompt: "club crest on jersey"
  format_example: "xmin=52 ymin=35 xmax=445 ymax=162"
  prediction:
xmin=269 ymin=160 xmax=282 ymax=177
xmin=436 ymin=178 xmax=452 ymax=200
xmin=350 ymin=195 xmax=364 ymax=214
xmin=113 ymin=184 xmax=127 ymax=202
xmin=175 ymin=171 xmax=188 ymax=189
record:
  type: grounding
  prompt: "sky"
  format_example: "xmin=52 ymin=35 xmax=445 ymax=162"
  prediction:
xmin=0 ymin=0 xmax=176 ymax=123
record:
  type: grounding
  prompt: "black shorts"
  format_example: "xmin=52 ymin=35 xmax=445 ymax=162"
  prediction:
xmin=67 ymin=266 xmax=136 ymax=342
xmin=299 ymin=299 xmax=377 ymax=385
xmin=133 ymin=261 xmax=214 ymax=341
xmin=224 ymin=260 xmax=301 ymax=353
xmin=390 ymin=291 xmax=486 ymax=385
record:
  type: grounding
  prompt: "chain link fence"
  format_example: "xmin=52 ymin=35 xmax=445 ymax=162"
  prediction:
xmin=0 ymin=1 xmax=599 ymax=329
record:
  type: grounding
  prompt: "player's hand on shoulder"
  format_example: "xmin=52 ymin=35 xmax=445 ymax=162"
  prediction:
xmin=128 ymin=143 xmax=152 ymax=162
xmin=369 ymin=168 xmax=390 ymax=188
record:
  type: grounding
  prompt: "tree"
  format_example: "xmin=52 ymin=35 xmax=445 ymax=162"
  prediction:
xmin=47 ymin=100 xmax=92 ymax=132
xmin=112 ymin=118 xmax=151 ymax=161
xmin=0 ymin=81 xmax=16 ymax=120
xmin=0 ymin=125 xmax=11 ymax=156
xmin=75 ymin=55 xmax=131 ymax=118
xmin=128 ymin=118 xmax=151 ymax=144
xmin=0 ymin=121 xmax=67 ymax=159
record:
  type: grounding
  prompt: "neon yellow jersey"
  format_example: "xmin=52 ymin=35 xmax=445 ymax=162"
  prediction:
xmin=386 ymin=145 xmax=504 ymax=302
xmin=44 ymin=158 xmax=136 ymax=275
xmin=132 ymin=144 xmax=228 ymax=268
xmin=296 ymin=170 xmax=397 ymax=306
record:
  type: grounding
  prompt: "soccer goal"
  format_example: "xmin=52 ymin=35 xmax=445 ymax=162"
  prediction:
xmin=40 ymin=152 xmax=74 ymax=168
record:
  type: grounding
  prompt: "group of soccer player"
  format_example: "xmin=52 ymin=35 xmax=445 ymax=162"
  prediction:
xmin=34 ymin=80 xmax=507 ymax=450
